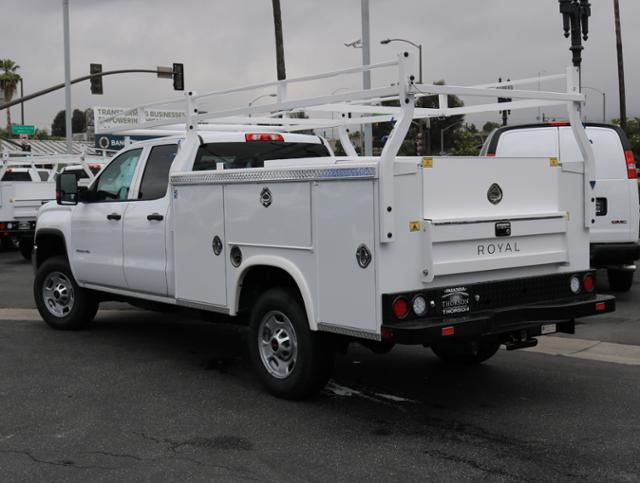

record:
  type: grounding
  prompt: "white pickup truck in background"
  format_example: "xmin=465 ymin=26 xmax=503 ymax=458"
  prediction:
xmin=1 ymin=165 xmax=54 ymax=257
xmin=482 ymin=122 xmax=640 ymax=291
xmin=1 ymin=155 xmax=110 ymax=258
xmin=32 ymin=57 xmax=615 ymax=399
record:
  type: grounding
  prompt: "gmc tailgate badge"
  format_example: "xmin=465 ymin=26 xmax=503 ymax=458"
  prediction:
xmin=487 ymin=183 xmax=503 ymax=205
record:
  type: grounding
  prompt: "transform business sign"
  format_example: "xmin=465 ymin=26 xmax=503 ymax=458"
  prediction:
xmin=93 ymin=106 xmax=185 ymax=134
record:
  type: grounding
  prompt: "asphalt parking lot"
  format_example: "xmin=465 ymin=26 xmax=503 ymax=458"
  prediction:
xmin=1 ymin=249 xmax=639 ymax=482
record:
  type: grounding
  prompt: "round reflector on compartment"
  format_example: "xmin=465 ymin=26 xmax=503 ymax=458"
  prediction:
xmin=412 ymin=295 xmax=427 ymax=317
xmin=392 ymin=297 xmax=410 ymax=319
xmin=570 ymin=276 xmax=581 ymax=294
xmin=583 ymin=274 xmax=594 ymax=293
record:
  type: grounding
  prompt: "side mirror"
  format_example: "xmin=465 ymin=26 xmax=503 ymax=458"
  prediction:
xmin=56 ymin=172 xmax=79 ymax=205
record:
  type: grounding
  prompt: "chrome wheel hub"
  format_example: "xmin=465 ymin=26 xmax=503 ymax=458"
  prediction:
xmin=258 ymin=310 xmax=298 ymax=379
xmin=42 ymin=271 xmax=75 ymax=318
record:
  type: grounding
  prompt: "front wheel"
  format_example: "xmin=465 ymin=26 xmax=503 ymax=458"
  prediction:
xmin=248 ymin=288 xmax=334 ymax=399
xmin=431 ymin=337 xmax=501 ymax=366
xmin=34 ymin=256 xmax=98 ymax=330
xmin=607 ymin=269 xmax=634 ymax=292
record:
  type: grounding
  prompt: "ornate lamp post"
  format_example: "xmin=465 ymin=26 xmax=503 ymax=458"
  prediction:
xmin=558 ymin=0 xmax=591 ymax=86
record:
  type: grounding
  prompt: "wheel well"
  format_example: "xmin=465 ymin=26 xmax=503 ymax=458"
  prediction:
xmin=35 ymin=232 xmax=67 ymax=268
xmin=238 ymin=266 xmax=302 ymax=316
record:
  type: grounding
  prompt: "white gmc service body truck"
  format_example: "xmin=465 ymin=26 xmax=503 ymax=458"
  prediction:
xmin=33 ymin=55 xmax=614 ymax=399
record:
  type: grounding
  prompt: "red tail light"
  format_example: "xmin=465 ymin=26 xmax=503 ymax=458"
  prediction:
xmin=245 ymin=133 xmax=284 ymax=142
xmin=0 ymin=223 xmax=4 ymax=230
xmin=392 ymin=297 xmax=410 ymax=319
xmin=595 ymin=302 xmax=606 ymax=312
xmin=549 ymin=121 xmax=570 ymax=126
xmin=381 ymin=327 xmax=394 ymax=341
xmin=583 ymin=273 xmax=594 ymax=293
xmin=486 ymin=153 xmax=496 ymax=157
xmin=442 ymin=326 xmax=455 ymax=337
xmin=625 ymin=151 xmax=637 ymax=179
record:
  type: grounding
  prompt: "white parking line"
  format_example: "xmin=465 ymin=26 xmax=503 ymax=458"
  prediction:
xmin=0 ymin=308 xmax=140 ymax=321
xmin=523 ymin=336 xmax=640 ymax=366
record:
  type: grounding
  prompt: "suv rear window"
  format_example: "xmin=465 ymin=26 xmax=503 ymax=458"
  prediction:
xmin=193 ymin=141 xmax=330 ymax=171
xmin=1 ymin=171 xmax=31 ymax=182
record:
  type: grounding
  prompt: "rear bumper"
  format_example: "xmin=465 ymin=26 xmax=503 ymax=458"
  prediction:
xmin=0 ymin=220 xmax=36 ymax=237
xmin=382 ymin=294 xmax=615 ymax=345
xmin=591 ymin=242 xmax=640 ymax=267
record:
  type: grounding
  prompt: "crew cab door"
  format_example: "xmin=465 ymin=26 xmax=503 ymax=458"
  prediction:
xmin=70 ymin=148 xmax=143 ymax=288
xmin=122 ymin=144 xmax=178 ymax=295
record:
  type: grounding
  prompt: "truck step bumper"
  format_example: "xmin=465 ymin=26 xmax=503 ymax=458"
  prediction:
xmin=382 ymin=294 xmax=615 ymax=345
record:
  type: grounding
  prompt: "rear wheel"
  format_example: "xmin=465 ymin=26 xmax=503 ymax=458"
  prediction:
xmin=19 ymin=237 xmax=33 ymax=260
xmin=431 ymin=337 xmax=501 ymax=366
xmin=248 ymin=288 xmax=334 ymax=399
xmin=34 ymin=256 xmax=98 ymax=330
xmin=607 ymin=269 xmax=634 ymax=292
xmin=1 ymin=237 xmax=15 ymax=251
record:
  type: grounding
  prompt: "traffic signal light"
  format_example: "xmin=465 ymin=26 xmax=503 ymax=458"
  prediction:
xmin=173 ymin=63 xmax=184 ymax=91
xmin=90 ymin=63 xmax=103 ymax=95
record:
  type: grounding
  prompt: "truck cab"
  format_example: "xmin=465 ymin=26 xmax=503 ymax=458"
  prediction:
xmin=34 ymin=132 xmax=332 ymax=295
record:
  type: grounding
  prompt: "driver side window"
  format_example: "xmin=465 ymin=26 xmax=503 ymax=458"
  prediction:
xmin=94 ymin=149 xmax=143 ymax=201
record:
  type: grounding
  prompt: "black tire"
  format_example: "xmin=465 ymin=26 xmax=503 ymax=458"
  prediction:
xmin=34 ymin=256 xmax=99 ymax=330
xmin=607 ymin=269 xmax=634 ymax=292
xmin=431 ymin=337 xmax=501 ymax=366
xmin=1 ymin=237 xmax=15 ymax=251
xmin=248 ymin=288 xmax=334 ymax=399
xmin=19 ymin=237 xmax=33 ymax=260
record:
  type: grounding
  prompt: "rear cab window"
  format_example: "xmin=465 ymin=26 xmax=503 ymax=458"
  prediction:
xmin=1 ymin=171 xmax=32 ymax=182
xmin=137 ymin=144 xmax=178 ymax=200
xmin=193 ymin=141 xmax=330 ymax=171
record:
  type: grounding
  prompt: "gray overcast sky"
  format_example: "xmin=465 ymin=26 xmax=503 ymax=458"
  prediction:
xmin=3 ymin=0 xmax=639 ymax=131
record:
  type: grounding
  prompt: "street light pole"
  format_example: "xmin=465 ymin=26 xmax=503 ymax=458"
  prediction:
xmin=582 ymin=86 xmax=606 ymax=123
xmin=537 ymin=70 xmax=547 ymax=122
xmin=63 ymin=0 xmax=72 ymax=153
xmin=361 ymin=0 xmax=372 ymax=157
xmin=440 ymin=121 xmax=464 ymax=156
xmin=248 ymin=93 xmax=277 ymax=117
xmin=558 ymin=0 xmax=592 ymax=90
xmin=19 ymin=79 xmax=24 ymax=125
xmin=380 ymin=38 xmax=423 ymax=84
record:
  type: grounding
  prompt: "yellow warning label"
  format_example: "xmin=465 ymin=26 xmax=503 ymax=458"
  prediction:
xmin=409 ymin=221 xmax=421 ymax=232
xmin=421 ymin=157 xmax=433 ymax=168
xmin=550 ymin=157 xmax=559 ymax=167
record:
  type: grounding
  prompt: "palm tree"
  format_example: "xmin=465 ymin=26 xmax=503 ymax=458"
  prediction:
xmin=0 ymin=59 xmax=22 ymax=137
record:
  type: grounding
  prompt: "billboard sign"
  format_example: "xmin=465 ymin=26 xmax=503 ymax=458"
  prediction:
xmin=94 ymin=106 xmax=185 ymax=134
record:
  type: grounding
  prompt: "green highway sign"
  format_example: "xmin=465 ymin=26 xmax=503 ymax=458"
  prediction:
xmin=11 ymin=124 xmax=36 ymax=136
